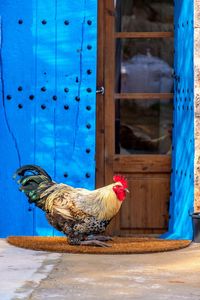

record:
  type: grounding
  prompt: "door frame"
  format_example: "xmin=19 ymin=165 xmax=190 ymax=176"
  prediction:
xmin=96 ymin=0 xmax=106 ymax=189
xmin=96 ymin=0 xmax=123 ymax=186
xmin=96 ymin=0 xmax=172 ymax=235
xmin=96 ymin=0 xmax=120 ymax=233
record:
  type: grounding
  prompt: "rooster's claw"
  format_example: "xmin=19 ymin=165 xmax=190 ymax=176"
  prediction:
xmin=87 ymin=235 xmax=113 ymax=242
xmin=80 ymin=240 xmax=111 ymax=247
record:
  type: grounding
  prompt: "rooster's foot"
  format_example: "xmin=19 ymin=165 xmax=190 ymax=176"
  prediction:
xmin=80 ymin=240 xmax=111 ymax=247
xmin=87 ymin=235 xmax=113 ymax=242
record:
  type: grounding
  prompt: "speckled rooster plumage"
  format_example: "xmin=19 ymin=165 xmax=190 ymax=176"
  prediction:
xmin=14 ymin=165 xmax=128 ymax=247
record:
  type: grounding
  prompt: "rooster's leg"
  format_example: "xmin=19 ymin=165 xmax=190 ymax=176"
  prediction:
xmin=87 ymin=235 xmax=113 ymax=241
xmin=80 ymin=240 xmax=111 ymax=247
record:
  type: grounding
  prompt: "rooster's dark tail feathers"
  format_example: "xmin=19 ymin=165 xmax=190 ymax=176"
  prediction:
xmin=13 ymin=164 xmax=54 ymax=210
xmin=13 ymin=164 xmax=52 ymax=181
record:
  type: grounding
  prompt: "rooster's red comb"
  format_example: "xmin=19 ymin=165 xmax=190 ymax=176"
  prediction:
xmin=113 ymin=175 xmax=128 ymax=188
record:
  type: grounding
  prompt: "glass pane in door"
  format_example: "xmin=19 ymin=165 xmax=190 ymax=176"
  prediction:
xmin=115 ymin=0 xmax=174 ymax=32
xmin=115 ymin=38 xmax=174 ymax=93
xmin=115 ymin=99 xmax=173 ymax=154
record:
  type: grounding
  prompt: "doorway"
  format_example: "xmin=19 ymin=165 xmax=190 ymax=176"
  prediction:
xmin=96 ymin=0 xmax=174 ymax=235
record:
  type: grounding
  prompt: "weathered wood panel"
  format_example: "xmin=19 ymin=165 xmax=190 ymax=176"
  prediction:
xmin=120 ymin=174 xmax=170 ymax=230
xmin=115 ymin=32 xmax=174 ymax=38
xmin=113 ymin=155 xmax=171 ymax=173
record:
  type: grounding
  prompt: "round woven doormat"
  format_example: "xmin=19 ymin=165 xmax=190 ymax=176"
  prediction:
xmin=7 ymin=236 xmax=191 ymax=254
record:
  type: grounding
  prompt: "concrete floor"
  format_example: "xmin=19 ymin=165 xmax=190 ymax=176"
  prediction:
xmin=1 ymin=239 xmax=200 ymax=300
xmin=0 ymin=239 xmax=61 ymax=300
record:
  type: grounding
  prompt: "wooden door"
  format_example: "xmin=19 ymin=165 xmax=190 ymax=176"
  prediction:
xmin=96 ymin=0 xmax=174 ymax=235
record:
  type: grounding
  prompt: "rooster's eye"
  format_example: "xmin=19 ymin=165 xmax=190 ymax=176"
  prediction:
xmin=116 ymin=185 xmax=122 ymax=189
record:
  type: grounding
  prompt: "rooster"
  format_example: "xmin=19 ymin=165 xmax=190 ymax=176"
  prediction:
xmin=14 ymin=165 xmax=128 ymax=247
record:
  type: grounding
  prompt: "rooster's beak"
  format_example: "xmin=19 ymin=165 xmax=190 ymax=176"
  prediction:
xmin=125 ymin=188 xmax=129 ymax=193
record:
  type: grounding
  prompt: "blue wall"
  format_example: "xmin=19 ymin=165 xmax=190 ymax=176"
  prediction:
xmin=163 ymin=0 xmax=194 ymax=239
xmin=0 ymin=0 xmax=97 ymax=237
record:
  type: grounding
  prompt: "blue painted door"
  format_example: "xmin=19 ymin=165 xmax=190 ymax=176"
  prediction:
xmin=165 ymin=0 xmax=194 ymax=239
xmin=0 ymin=0 xmax=97 ymax=237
